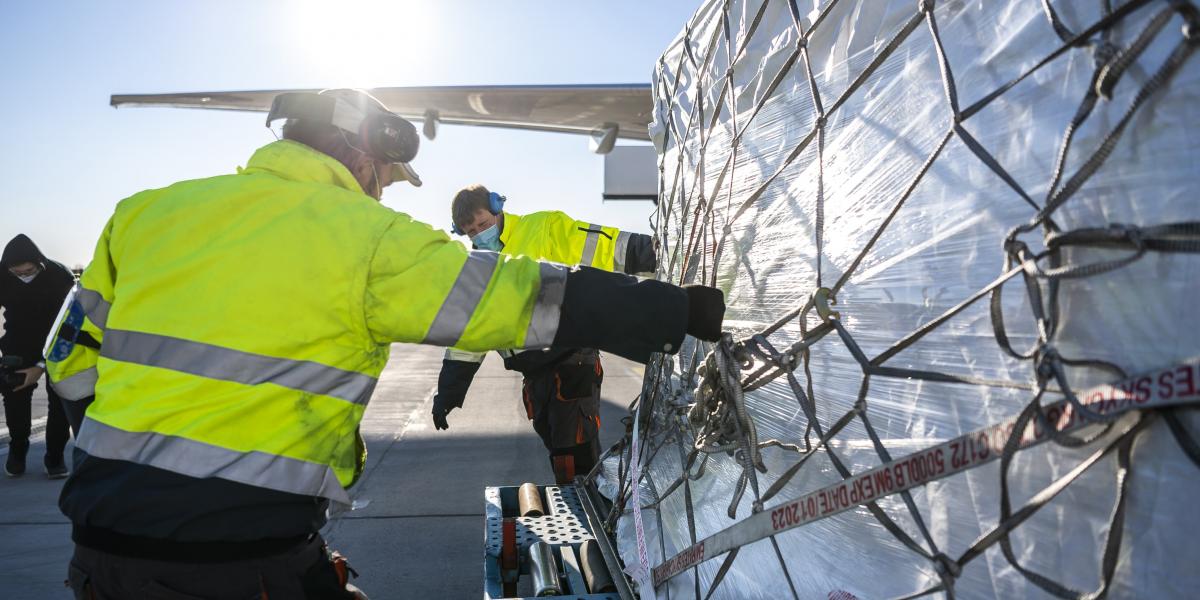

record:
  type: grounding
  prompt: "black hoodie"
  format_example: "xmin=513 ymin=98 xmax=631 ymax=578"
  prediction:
xmin=0 ymin=234 xmax=76 ymax=365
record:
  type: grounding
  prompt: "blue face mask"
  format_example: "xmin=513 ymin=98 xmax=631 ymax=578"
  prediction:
xmin=471 ymin=223 xmax=503 ymax=252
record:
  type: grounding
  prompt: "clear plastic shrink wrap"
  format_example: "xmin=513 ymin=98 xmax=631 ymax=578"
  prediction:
xmin=607 ymin=0 xmax=1200 ymax=598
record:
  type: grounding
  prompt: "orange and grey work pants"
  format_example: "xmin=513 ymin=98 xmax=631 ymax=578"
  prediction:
xmin=522 ymin=349 xmax=603 ymax=484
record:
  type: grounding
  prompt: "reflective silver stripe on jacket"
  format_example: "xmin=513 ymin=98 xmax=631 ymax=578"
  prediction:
xmin=76 ymin=287 xmax=111 ymax=330
xmin=77 ymin=417 xmax=351 ymax=505
xmin=524 ymin=262 xmax=567 ymax=348
xmin=445 ymin=348 xmax=486 ymax=363
xmin=101 ymin=329 xmax=377 ymax=406
xmin=50 ymin=366 xmax=97 ymax=401
xmin=423 ymin=251 xmax=500 ymax=346
xmin=580 ymin=224 xmax=602 ymax=266
xmin=613 ymin=230 xmax=632 ymax=273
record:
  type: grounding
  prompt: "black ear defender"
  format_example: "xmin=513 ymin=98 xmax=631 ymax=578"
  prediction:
xmin=266 ymin=91 xmax=419 ymax=164
xmin=451 ymin=192 xmax=506 ymax=236
xmin=360 ymin=110 xmax=420 ymax=163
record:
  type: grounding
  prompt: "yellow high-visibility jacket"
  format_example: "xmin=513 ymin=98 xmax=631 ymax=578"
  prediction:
xmin=445 ymin=210 xmax=639 ymax=366
xmin=46 ymin=140 xmax=567 ymax=505
xmin=499 ymin=211 xmax=635 ymax=273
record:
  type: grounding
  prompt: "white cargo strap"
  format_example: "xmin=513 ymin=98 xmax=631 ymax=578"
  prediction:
xmin=623 ymin=399 xmax=654 ymax=597
xmin=651 ymin=358 xmax=1200 ymax=587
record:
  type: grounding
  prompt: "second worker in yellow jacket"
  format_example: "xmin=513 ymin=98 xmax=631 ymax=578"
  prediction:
xmin=431 ymin=184 xmax=663 ymax=483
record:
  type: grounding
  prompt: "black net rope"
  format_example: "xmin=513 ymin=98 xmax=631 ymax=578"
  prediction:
xmin=593 ymin=1 xmax=1200 ymax=599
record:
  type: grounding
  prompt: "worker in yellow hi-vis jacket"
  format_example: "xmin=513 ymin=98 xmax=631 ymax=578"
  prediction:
xmin=45 ymin=89 xmax=726 ymax=599
xmin=432 ymin=184 xmax=661 ymax=483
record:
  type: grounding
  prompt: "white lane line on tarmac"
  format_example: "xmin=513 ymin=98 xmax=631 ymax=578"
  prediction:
xmin=322 ymin=384 xmax=439 ymax=533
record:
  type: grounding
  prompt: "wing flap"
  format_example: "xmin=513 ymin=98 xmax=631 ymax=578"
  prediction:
xmin=111 ymin=84 xmax=652 ymax=141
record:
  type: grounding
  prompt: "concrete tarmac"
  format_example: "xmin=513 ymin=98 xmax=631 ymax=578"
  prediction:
xmin=0 ymin=343 xmax=640 ymax=599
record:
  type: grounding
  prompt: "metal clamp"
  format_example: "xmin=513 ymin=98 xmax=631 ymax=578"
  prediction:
xmin=812 ymin=287 xmax=840 ymax=323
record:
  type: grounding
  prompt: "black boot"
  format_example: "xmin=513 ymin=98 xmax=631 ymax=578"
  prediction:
xmin=44 ymin=453 xmax=67 ymax=479
xmin=5 ymin=439 xmax=28 ymax=477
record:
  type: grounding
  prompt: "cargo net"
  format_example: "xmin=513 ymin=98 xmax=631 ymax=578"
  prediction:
xmin=590 ymin=1 xmax=1200 ymax=599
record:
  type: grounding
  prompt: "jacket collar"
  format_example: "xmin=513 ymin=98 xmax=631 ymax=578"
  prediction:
xmin=238 ymin=140 xmax=364 ymax=195
xmin=498 ymin=211 xmax=522 ymax=247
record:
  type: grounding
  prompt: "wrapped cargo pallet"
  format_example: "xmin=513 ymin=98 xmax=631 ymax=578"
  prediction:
xmin=597 ymin=0 xmax=1200 ymax=598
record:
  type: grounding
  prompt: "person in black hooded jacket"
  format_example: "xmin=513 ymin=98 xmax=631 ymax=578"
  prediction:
xmin=0 ymin=234 xmax=75 ymax=478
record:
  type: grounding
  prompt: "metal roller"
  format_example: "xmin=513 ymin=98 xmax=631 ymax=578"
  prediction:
xmin=529 ymin=541 xmax=563 ymax=597
xmin=518 ymin=482 xmax=545 ymax=517
xmin=580 ymin=539 xmax=616 ymax=593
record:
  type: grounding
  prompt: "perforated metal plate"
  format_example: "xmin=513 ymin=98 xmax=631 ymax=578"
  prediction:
xmin=484 ymin=484 xmax=623 ymax=600
xmin=485 ymin=485 xmax=594 ymax=556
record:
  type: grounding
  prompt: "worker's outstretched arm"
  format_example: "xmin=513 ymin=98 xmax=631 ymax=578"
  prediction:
xmin=550 ymin=212 xmax=656 ymax=274
xmin=550 ymin=266 xmax=723 ymax=363
xmin=46 ymin=218 xmax=115 ymax=400
xmin=366 ymin=215 xmax=567 ymax=351
xmin=365 ymin=215 xmax=722 ymax=361
xmin=431 ymin=349 xmax=485 ymax=430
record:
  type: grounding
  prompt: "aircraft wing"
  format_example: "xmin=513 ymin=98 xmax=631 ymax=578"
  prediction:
xmin=110 ymin=84 xmax=652 ymax=142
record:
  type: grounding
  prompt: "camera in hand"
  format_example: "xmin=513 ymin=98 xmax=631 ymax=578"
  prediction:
xmin=0 ymin=356 xmax=26 ymax=393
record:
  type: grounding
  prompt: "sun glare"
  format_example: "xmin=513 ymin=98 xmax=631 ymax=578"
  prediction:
xmin=291 ymin=0 xmax=434 ymax=88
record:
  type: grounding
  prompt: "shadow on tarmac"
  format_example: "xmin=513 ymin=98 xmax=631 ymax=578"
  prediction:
xmin=0 ymin=343 xmax=641 ymax=600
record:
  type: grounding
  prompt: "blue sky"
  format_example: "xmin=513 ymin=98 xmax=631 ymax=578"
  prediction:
xmin=0 ymin=1 xmax=698 ymax=266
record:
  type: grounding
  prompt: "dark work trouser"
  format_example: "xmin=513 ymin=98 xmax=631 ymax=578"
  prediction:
xmin=2 ymin=373 xmax=69 ymax=461
xmin=62 ymin=395 xmax=95 ymax=438
xmin=523 ymin=349 xmax=603 ymax=483
xmin=67 ymin=534 xmax=360 ymax=600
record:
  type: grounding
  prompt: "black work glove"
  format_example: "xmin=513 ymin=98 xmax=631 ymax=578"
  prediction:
xmin=431 ymin=396 xmax=456 ymax=430
xmin=432 ymin=358 xmax=480 ymax=430
xmin=684 ymin=285 xmax=725 ymax=342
